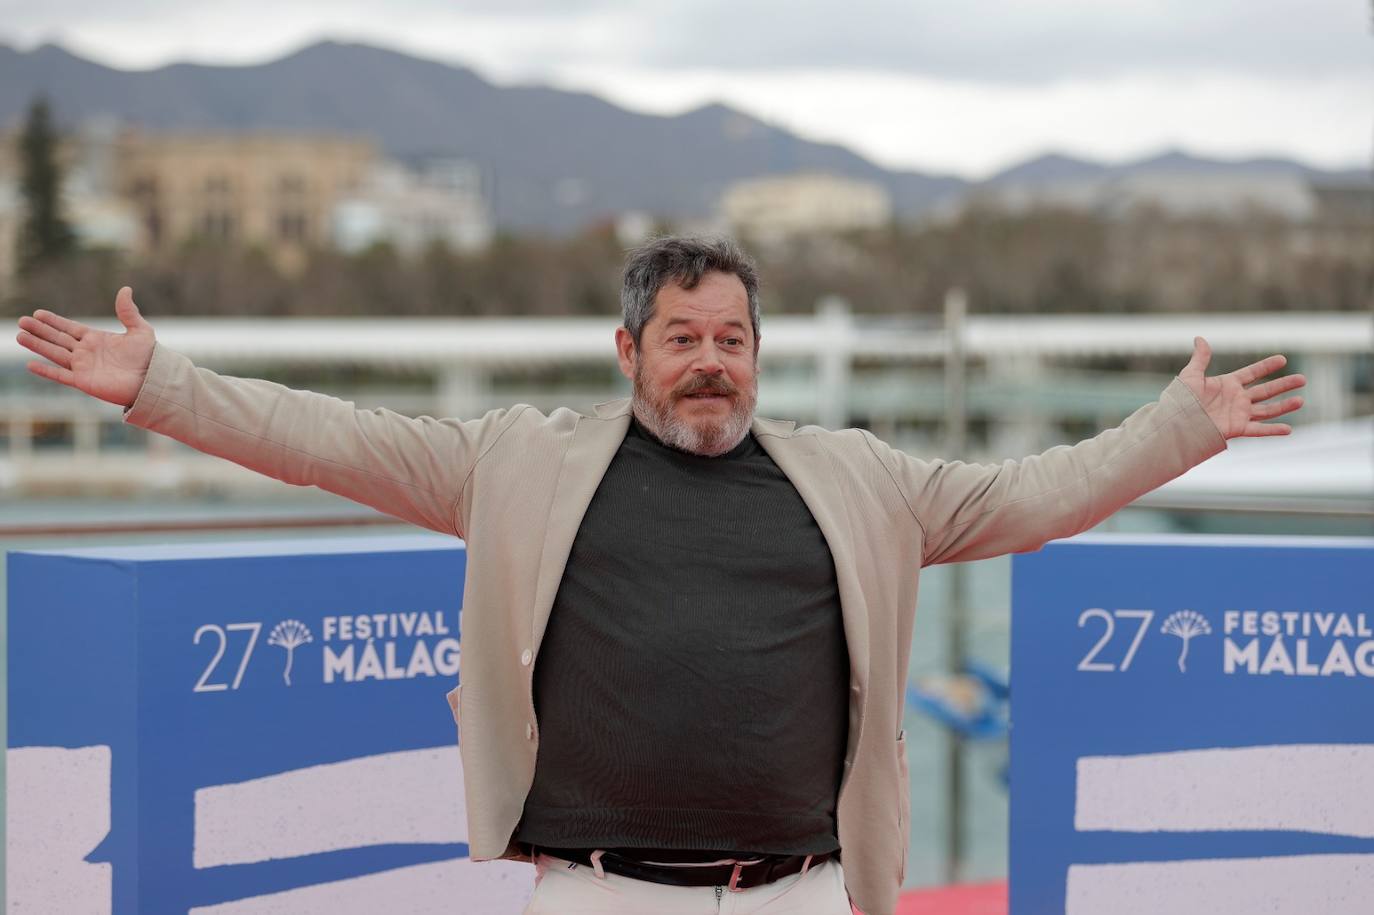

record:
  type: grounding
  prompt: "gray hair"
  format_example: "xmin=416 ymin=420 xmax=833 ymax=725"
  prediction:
xmin=620 ymin=235 xmax=761 ymax=347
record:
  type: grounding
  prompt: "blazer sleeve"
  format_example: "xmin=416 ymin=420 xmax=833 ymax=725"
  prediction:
xmin=123 ymin=343 xmax=522 ymax=538
xmin=868 ymin=377 xmax=1228 ymax=566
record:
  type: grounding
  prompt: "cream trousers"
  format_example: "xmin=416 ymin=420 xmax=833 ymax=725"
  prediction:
xmin=522 ymin=853 xmax=853 ymax=914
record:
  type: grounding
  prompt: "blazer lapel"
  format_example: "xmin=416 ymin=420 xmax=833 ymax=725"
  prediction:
xmin=755 ymin=423 xmax=872 ymax=755
xmin=529 ymin=398 xmax=632 ymax=657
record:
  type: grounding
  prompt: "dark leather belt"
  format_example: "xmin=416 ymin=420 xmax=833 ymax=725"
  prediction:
xmin=538 ymin=847 xmax=836 ymax=891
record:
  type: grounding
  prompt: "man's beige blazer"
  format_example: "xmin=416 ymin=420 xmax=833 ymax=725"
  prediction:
xmin=126 ymin=344 xmax=1225 ymax=915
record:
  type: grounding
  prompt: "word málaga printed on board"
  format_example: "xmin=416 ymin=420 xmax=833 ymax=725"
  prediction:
xmin=322 ymin=611 xmax=460 ymax=684
xmin=1223 ymin=610 xmax=1374 ymax=678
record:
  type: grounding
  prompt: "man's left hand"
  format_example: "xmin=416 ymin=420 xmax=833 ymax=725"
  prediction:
xmin=1179 ymin=336 xmax=1306 ymax=440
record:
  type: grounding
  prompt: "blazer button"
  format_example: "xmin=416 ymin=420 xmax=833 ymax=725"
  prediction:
xmin=525 ymin=722 xmax=535 ymax=740
xmin=521 ymin=649 xmax=533 ymax=666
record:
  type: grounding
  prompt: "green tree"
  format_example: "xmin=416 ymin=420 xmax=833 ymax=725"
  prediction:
xmin=16 ymin=96 xmax=75 ymax=276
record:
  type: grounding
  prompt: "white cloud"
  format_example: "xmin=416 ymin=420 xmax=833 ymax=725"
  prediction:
xmin=542 ymin=66 xmax=1372 ymax=178
xmin=6 ymin=0 xmax=1368 ymax=81
xmin=1 ymin=0 xmax=1368 ymax=176
xmin=630 ymin=0 xmax=1372 ymax=83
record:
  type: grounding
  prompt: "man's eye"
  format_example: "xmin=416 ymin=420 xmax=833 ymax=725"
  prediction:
xmin=672 ymin=336 xmax=691 ymax=344
xmin=724 ymin=338 xmax=743 ymax=346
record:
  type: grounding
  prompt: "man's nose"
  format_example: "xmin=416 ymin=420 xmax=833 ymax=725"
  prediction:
xmin=691 ymin=342 xmax=725 ymax=374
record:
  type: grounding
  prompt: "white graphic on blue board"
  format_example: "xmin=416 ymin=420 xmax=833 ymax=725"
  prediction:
xmin=7 ymin=743 xmax=534 ymax=914
xmin=1160 ymin=609 xmax=1211 ymax=672
xmin=268 ymin=619 xmax=313 ymax=686
xmin=1069 ymin=742 xmax=1374 ymax=913
xmin=7 ymin=745 xmax=113 ymax=914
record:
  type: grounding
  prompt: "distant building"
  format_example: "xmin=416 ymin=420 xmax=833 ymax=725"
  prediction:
xmin=1102 ymin=171 xmax=1314 ymax=220
xmin=0 ymin=178 xmax=18 ymax=294
xmin=949 ymin=177 xmax=1103 ymax=218
xmin=959 ymin=169 xmax=1320 ymax=221
xmin=64 ymin=192 xmax=140 ymax=250
xmin=333 ymin=158 xmax=491 ymax=255
xmin=720 ymin=172 xmax=892 ymax=242
xmin=1310 ymin=182 xmax=1374 ymax=226
xmin=115 ymin=130 xmax=377 ymax=270
xmin=1 ymin=125 xmax=505 ymax=284
xmin=0 ymin=120 xmax=139 ymax=290
xmin=65 ymin=121 xmax=141 ymax=250
xmin=1295 ymin=181 xmax=1374 ymax=263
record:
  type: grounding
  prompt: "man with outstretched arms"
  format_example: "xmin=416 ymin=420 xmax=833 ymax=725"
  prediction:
xmin=16 ymin=236 xmax=1305 ymax=915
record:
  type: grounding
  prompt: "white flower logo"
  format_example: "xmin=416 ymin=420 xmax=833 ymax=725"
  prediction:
xmin=268 ymin=619 xmax=313 ymax=686
xmin=1160 ymin=610 xmax=1211 ymax=673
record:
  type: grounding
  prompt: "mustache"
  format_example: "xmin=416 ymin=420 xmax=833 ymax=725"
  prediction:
xmin=676 ymin=378 xmax=737 ymax=397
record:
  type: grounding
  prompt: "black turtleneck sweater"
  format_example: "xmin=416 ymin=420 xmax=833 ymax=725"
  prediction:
xmin=515 ymin=416 xmax=849 ymax=856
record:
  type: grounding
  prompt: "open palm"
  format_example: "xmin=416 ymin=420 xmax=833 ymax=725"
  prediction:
xmin=1178 ymin=336 xmax=1306 ymax=440
xmin=16 ymin=287 xmax=156 ymax=408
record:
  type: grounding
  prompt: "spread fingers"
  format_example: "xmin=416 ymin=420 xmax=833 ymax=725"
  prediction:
xmin=16 ymin=331 xmax=74 ymax=369
xmin=18 ymin=314 xmax=79 ymax=351
xmin=30 ymin=309 xmax=89 ymax=342
xmin=1232 ymin=353 xmax=1287 ymax=386
xmin=26 ymin=360 xmax=75 ymax=387
xmin=1242 ymin=421 xmax=1292 ymax=437
xmin=1251 ymin=396 xmax=1303 ymax=420
xmin=1246 ymin=373 xmax=1306 ymax=403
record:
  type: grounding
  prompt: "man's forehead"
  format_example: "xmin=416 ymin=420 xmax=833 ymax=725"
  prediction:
xmin=650 ymin=273 xmax=751 ymax=330
xmin=662 ymin=316 xmax=748 ymax=331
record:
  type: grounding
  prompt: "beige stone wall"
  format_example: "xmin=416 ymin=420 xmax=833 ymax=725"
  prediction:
xmin=115 ymin=131 xmax=377 ymax=266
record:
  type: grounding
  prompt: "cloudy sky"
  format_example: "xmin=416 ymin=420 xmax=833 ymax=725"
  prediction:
xmin=4 ymin=0 xmax=1371 ymax=177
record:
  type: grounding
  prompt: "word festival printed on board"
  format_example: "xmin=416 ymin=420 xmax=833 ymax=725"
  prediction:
xmin=1070 ymin=605 xmax=1374 ymax=679
xmin=319 ymin=611 xmax=460 ymax=684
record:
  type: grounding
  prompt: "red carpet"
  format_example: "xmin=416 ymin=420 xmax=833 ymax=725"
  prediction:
xmin=890 ymin=880 xmax=1008 ymax=915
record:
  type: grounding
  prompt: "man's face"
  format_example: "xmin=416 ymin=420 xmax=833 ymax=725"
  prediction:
xmin=614 ymin=271 xmax=760 ymax=457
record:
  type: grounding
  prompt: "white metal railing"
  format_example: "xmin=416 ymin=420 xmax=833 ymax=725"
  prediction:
xmin=3 ymin=309 xmax=1368 ymax=496
xmin=3 ymin=311 xmax=1370 ymax=368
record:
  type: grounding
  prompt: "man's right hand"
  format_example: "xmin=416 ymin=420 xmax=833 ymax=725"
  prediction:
xmin=16 ymin=286 xmax=156 ymax=408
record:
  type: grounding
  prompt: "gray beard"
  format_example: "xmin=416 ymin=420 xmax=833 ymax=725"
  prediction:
xmin=631 ymin=372 xmax=756 ymax=458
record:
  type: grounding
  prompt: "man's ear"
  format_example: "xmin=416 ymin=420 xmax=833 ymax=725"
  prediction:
xmin=614 ymin=326 xmax=637 ymax=382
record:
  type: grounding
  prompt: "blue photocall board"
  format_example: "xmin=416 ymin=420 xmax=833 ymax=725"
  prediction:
xmin=1010 ymin=534 xmax=1374 ymax=915
xmin=6 ymin=535 xmax=533 ymax=914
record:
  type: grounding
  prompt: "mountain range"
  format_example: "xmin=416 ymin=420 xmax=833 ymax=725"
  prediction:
xmin=0 ymin=40 xmax=1363 ymax=232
